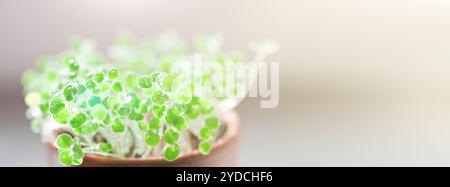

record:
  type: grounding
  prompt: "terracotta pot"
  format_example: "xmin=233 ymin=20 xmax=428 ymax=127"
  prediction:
xmin=46 ymin=110 xmax=240 ymax=167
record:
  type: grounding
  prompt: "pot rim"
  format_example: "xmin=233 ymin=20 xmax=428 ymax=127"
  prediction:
xmin=46 ymin=110 xmax=240 ymax=165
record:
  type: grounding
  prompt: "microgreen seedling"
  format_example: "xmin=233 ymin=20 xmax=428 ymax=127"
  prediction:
xmin=22 ymin=32 xmax=277 ymax=165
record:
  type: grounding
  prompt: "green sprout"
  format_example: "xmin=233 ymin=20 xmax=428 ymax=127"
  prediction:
xmin=22 ymin=32 xmax=277 ymax=165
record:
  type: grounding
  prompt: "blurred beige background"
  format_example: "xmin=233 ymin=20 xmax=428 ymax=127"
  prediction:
xmin=1 ymin=0 xmax=450 ymax=166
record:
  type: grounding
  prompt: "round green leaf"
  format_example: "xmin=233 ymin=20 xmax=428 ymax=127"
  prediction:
xmin=58 ymin=149 xmax=73 ymax=166
xmin=86 ymin=80 xmax=96 ymax=89
xmin=163 ymin=129 xmax=179 ymax=145
xmin=176 ymin=88 xmax=192 ymax=104
xmin=56 ymin=134 xmax=73 ymax=149
xmin=88 ymin=95 xmax=101 ymax=107
xmin=24 ymin=92 xmax=41 ymax=107
xmin=199 ymin=127 xmax=212 ymax=140
xmin=161 ymin=74 xmax=177 ymax=91
xmin=145 ymin=131 xmax=160 ymax=147
xmin=172 ymin=115 xmax=187 ymax=131
xmin=94 ymin=72 xmax=105 ymax=83
xmin=72 ymin=144 xmax=84 ymax=165
xmin=63 ymin=85 xmax=77 ymax=101
xmin=148 ymin=117 xmax=161 ymax=130
xmin=164 ymin=145 xmax=180 ymax=161
xmin=112 ymin=82 xmax=123 ymax=93
xmin=70 ymin=113 xmax=86 ymax=128
xmin=186 ymin=104 xmax=200 ymax=119
xmin=151 ymin=90 xmax=168 ymax=106
xmin=152 ymin=105 xmax=165 ymax=118
xmin=199 ymin=99 xmax=213 ymax=114
xmin=125 ymin=74 xmax=138 ymax=88
xmin=138 ymin=121 xmax=147 ymax=132
xmin=53 ymin=108 xmax=71 ymax=124
xmin=199 ymin=141 xmax=212 ymax=155
xmin=112 ymin=118 xmax=125 ymax=133
xmin=84 ymin=123 xmax=99 ymax=134
xmin=91 ymin=104 xmax=108 ymax=121
xmin=118 ymin=106 xmax=130 ymax=116
xmin=99 ymin=143 xmax=112 ymax=153
xmin=108 ymin=69 xmax=120 ymax=79
xmin=205 ymin=116 xmax=220 ymax=129
xmin=49 ymin=98 xmax=65 ymax=114
xmin=138 ymin=76 xmax=152 ymax=88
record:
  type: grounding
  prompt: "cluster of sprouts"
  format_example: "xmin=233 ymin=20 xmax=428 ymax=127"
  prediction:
xmin=22 ymin=32 xmax=277 ymax=165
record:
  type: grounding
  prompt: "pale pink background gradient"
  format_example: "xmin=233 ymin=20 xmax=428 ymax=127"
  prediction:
xmin=1 ymin=0 xmax=450 ymax=166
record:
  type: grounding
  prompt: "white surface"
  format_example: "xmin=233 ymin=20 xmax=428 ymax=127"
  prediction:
xmin=237 ymin=97 xmax=450 ymax=166
xmin=3 ymin=96 xmax=450 ymax=166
